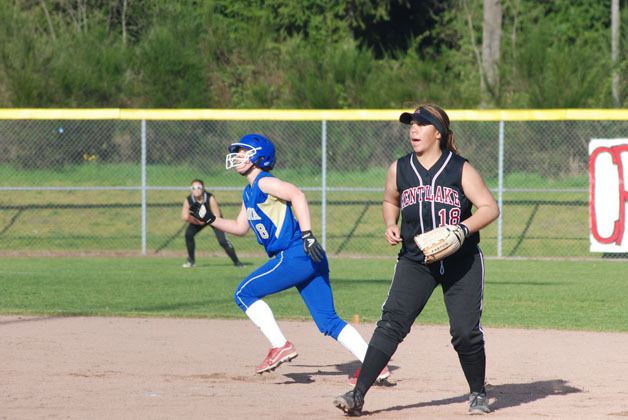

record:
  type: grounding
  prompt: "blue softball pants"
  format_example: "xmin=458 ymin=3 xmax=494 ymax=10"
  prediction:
xmin=234 ymin=243 xmax=347 ymax=339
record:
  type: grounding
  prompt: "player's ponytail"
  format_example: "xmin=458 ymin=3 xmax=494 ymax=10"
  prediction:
xmin=444 ymin=131 xmax=458 ymax=154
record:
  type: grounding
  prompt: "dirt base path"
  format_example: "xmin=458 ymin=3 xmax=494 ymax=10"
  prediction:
xmin=2 ymin=316 xmax=627 ymax=419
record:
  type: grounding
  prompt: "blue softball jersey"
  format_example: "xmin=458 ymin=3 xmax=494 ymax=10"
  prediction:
xmin=242 ymin=171 xmax=303 ymax=256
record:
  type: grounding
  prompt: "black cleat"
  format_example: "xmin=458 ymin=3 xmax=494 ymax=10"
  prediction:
xmin=333 ymin=390 xmax=364 ymax=416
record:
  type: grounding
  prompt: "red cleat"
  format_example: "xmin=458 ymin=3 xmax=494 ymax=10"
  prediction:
xmin=256 ymin=341 xmax=298 ymax=374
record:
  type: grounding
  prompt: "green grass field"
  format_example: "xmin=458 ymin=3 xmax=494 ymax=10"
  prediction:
xmin=1 ymin=161 xmax=593 ymax=257
xmin=0 ymin=168 xmax=588 ymax=257
xmin=1 ymin=257 xmax=625 ymax=332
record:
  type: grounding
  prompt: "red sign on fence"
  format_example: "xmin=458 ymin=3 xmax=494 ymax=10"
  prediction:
xmin=589 ymin=139 xmax=628 ymax=252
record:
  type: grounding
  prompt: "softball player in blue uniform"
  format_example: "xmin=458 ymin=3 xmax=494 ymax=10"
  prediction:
xmin=334 ymin=104 xmax=499 ymax=416
xmin=202 ymin=134 xmax=390 ymax=379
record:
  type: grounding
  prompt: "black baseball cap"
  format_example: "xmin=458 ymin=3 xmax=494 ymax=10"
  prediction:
xmin=399 ymin=107 xmax=447 ymax=140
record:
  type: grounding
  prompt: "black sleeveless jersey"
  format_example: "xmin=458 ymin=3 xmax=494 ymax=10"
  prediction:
xmin=396 ymin=151 xmax=479 ymax=263
xmin=187 ymin=191 xmax=212 ymax=208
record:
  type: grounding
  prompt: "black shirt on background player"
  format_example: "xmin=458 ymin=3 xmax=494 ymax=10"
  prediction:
xmin=181 ymin=180 xmax=243 ymax=268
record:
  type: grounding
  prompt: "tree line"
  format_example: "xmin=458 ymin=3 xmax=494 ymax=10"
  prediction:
xmin=0 ymin=0 xmax=626 ymax=109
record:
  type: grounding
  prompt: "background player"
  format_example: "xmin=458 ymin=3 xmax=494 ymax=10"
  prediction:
xmin=334 ymin=104 xmax=499 ymax=415
xmin=181 ymin=179 xmax=243 ymax=268
xmin=193 ymin=133 xmax=389 ymax=381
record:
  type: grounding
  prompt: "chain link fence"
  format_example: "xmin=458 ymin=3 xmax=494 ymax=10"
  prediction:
xmin=1 ymin=110 xmax=627 ymax=259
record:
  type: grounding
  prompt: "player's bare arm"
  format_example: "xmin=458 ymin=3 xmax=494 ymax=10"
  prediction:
xmin=181 ymin=199 xmax=191 ymax=221
xmin=383 ymin=161 xmax=401 ymax=245
xmin=461 ymin=162 xmax=500 ymax=233
xmin=258 ymin=177 xmax=314 ymax=231
xmin=209 ymin=195 xmax=221 ymax=217
xmin=211 ymin=203 xmax=250 ymax=236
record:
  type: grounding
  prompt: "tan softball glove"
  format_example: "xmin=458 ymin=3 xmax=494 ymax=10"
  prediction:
xmin=414 ymin=224 xmax=467 ymax=264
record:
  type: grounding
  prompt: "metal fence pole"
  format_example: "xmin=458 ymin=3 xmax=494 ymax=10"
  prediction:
xmin=141 ymin=119 xmax=147 ymax=255
xmin=321 ymin=120 xmax=327 ymax=250
xmin=497 ymin=120 xmax=505 ymax=257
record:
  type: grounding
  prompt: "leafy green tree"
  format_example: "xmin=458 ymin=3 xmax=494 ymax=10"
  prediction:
xmin=431 ymin=0 xmax=621 ymax=108
xmin=509 ymin=0 xmax=613 ymax=107
xmin=133 ymin=2 xmax=212 ymax=107
xmin=0 ymin=0 xmax=624 ymax=108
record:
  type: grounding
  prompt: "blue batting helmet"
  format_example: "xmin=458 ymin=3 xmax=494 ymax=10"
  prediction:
xmin=227 ymin=134 xmax=276 ymax=170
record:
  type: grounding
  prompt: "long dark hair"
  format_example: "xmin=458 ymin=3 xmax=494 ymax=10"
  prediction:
xmin=418 ymin=104 xmax=458 ymax=154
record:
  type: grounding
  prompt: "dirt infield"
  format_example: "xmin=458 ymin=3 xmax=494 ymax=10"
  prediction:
xmin=2 ymin=316 xmax=627 ymax=419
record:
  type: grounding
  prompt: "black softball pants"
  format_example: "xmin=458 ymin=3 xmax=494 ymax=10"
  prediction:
xmin=185 ymin=223 xmax=240 ymax=265
xmin=357 ymin=251 xmax=487 ymax=396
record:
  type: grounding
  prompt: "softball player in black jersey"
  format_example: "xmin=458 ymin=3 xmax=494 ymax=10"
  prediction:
xmin=334 ymin=104 xmax=500 ymax=416
xmin=181 ymin=179 xmax=243 ymax=268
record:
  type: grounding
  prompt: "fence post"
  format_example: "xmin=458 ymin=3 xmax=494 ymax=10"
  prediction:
xmin=141 ymin=119 xmax=147 ymax=256
xmin=321 ymin=120 xmax=327 ymax=250
xmin=497 ymin=120 xmax=505 ymax=257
